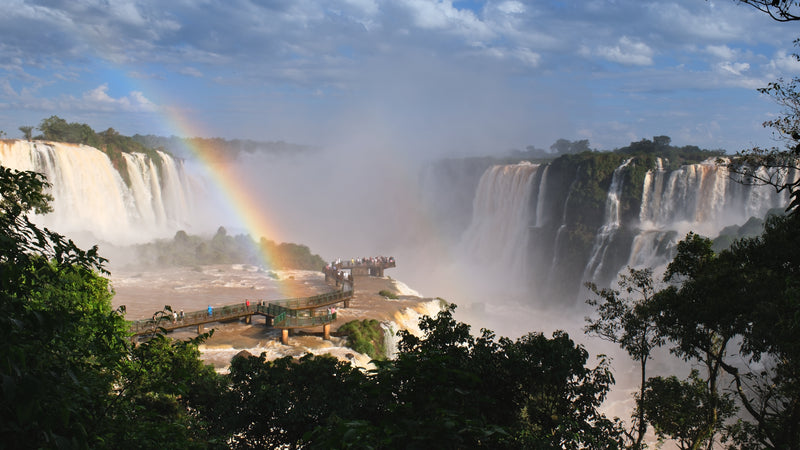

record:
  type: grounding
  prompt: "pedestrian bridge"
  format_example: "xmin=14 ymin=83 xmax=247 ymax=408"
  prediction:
xmin=128 ymin=258 xmax=394 ymax=344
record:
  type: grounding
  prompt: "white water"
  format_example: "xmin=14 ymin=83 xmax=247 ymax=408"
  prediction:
xmin=627 ymin=158 xmax=785 ymax=271
xmin=458 ymin=162 xmax=539 ymax=285
xmin=0 ymin=140 xmax=202 ymax=245
xmin=582 ymin=159 xmax=633 ymax=282
xmin=454 ymin=157 xmax=788 ymax=297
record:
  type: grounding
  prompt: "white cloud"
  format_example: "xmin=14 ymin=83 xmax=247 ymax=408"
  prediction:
xmin=497 ymin=1 xmax=525 ymax=15
xmin=514 ymin=47 xmax=540 ymax=67
xmin=706 ymin=44 xmax=736 ymax=60
xmin=399 ymin=0 xmax=494 ymax=43
xmin=595 ymin=36 xmax=654 ymax=66
xmin=768 ymin=50 xmax=800 ymax=75
xmin=80 ymin=84 xmax=157 ymax=112
xmin=718 ymin=61 xmax=750 ymax=76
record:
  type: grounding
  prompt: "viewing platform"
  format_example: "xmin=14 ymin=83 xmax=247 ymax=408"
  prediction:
xmin=329 ymin=256 xmax=395 ymax=277
xmin=128 ymin=257 xmax=393 ymax=344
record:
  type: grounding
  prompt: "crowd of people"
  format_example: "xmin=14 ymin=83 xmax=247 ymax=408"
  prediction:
xmin=330 ymin=256 xmax=395 ymax=268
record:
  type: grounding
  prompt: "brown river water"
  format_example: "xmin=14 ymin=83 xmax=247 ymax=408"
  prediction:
xmin=109 ymin=264 xmax=440 ymax=371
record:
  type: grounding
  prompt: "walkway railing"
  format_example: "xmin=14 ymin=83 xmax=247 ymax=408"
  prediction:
xmin=128 ymin=259 xmax=391 ymax=338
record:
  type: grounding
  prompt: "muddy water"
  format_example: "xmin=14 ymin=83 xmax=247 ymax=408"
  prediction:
xmin=109 ymin=264 xmax=438 ymax=371
xmin=110 ymin=264 xmax=328 ymax=319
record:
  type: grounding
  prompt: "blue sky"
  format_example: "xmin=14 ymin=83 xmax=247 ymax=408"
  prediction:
xmin=1 ymin=0 xmax=799 ymax=156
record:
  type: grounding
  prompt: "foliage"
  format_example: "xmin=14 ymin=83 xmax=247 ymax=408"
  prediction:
xmin=0 ymin=166 xmax=223 ymax=448
xmin=214 ymin=305 xmax=624 ymax=449
xmin=18 ymin=125 xmax=33 ymax=140
xmin=337 ymin=319 xmax=387 ymax=360
xmin=378 ymin=289 xmax=398 ymax=299
xmin=723 ymin=37 xmax=800 ymax=214
xmin=640 ymin=370 xmax=735 ymax=450
xmin=0 ymin=166 xmax=123 ymax=448
xmin=585 ymin=267 xmax=662 ymax=449
xmin=132 ymin=226 xmax=326 ymax=270
xmin=655 ymin=215 xmax=800 ymax=449
xmin=735 ymin=0 xmax=800 ymax=22
xmin=317 ymin=305 xmax=623 ymax=449
xmin=221 ymin=353 xmax=372 ymax=449
xmin=33 ymin=116 xmax=173 ymax=186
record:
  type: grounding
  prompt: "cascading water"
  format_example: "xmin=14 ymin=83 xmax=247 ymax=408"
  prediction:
xmin=458 ymin=162 xmax=539 ymax=286
xmin=582 ymin=158 xmax=633 ymax=283
xmin=0 ymin=140 xmax=200 ymax=245
xmin=450 ymin=155 xmax=788 ymax=304
xmin=628 ymin=158 xmax=786 ymax=271
xmin=546 ymin=168 xmax=580 ymax=284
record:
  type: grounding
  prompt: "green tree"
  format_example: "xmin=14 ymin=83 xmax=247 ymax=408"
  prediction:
xmin=222 ymin=352 xmax=372 ymax=449
xmin=585 ymin=267 xmax=662 ymax=449
xmin=0 ymin=166 xmax=126 ymax=447
xmin=0 ymin=166 xmax=223 ymax=448
xmin=316 ymin=305 xmax=623 ymax=449
xmin=655 ymin=220 xmax=800 ymax=448
xmin=721 ymin=2 xmax=800 ymax=214
xmin=640 ymin=370 xmax=735 ymax=450
xmin=18 ymin=125 xmax=33 ymax=140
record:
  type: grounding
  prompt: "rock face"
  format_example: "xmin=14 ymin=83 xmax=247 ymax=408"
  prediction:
xmin=425 ymin=153 xmax=788 ymax=303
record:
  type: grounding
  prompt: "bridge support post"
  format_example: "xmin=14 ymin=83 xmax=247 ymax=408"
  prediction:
xmin=323 ymin=323 xmax=331 ymax=340
xmin=245 ymin=315 xmax=251 ymax=324
xmin=344 ymin=299 xmax=350 ymax=308
xmin=197 ymin=324 xmax=204 ymax=334
xmin=281 ymin=329 xmax=289 ymax=345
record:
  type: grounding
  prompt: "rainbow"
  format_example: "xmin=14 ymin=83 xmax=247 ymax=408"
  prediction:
xmin=163 ymin=111 xmax=305 ymax=299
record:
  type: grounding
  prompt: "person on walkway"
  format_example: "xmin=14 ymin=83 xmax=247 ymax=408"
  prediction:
xmin=208 ymin=305 xmax=213 ymax=316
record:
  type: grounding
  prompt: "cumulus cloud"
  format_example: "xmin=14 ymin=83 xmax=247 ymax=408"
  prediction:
xmin=594 ymin=36 xmax=654 ymax=66
xmin=399 ymin=0 xmax=494 ymax=43
xmin=768 ymin=50 xmax=800 ymax=75
xmin=0 ymin=0 xmax=791 ymax=151
xmin=497 ymin=1 xmax=525 ymax=15
xmin=718 ymin=61 xmax=750 ymax=76
xmin=80 ymin=84 xmax=157 ymax=112
xmin=706 ymin=44 xmax=737 ymax=60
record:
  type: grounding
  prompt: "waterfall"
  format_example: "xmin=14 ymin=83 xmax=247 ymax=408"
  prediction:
xmin=534 ymin=164 xmax=549 ymax=228
xmin=547 ymin=168 xmax=580 ymax=283
xmin=627 ymin=158 xmax=784 ymax=271
xmin=0 ymin=140 xmax=200 ymax=245
xmin=582 ymin=158 xmax=633 ymax=283
xmin=459 ymin=162 xmax=539 ymax=284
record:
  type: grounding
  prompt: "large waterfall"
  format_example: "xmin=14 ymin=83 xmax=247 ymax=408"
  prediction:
xmin=459 ymin=163 xmax=539 ymax=284
xmin=454 ymin=156 xmax=787 ymax=302
xmin=0 ymin=140 xmax=201 ymax=245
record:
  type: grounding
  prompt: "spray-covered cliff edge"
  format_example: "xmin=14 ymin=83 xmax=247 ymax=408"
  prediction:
xmin=422 ymin=147 xmax=790 ymax=304
xmin=1 ymin=138 xmax=790 ymax=308
xmin=0 ymin=140 xmax=205 ymax=245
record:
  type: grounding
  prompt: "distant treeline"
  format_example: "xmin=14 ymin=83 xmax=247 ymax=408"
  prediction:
xmin=133 ymin=226 xmax=326 ymax=270
xmin=509 ymin=135 xmax=725 ymax=164
xmin=13 ymin=115 xmax=314 ymax=163
xmin=131 ymin=135 xmax=315 ymax=161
